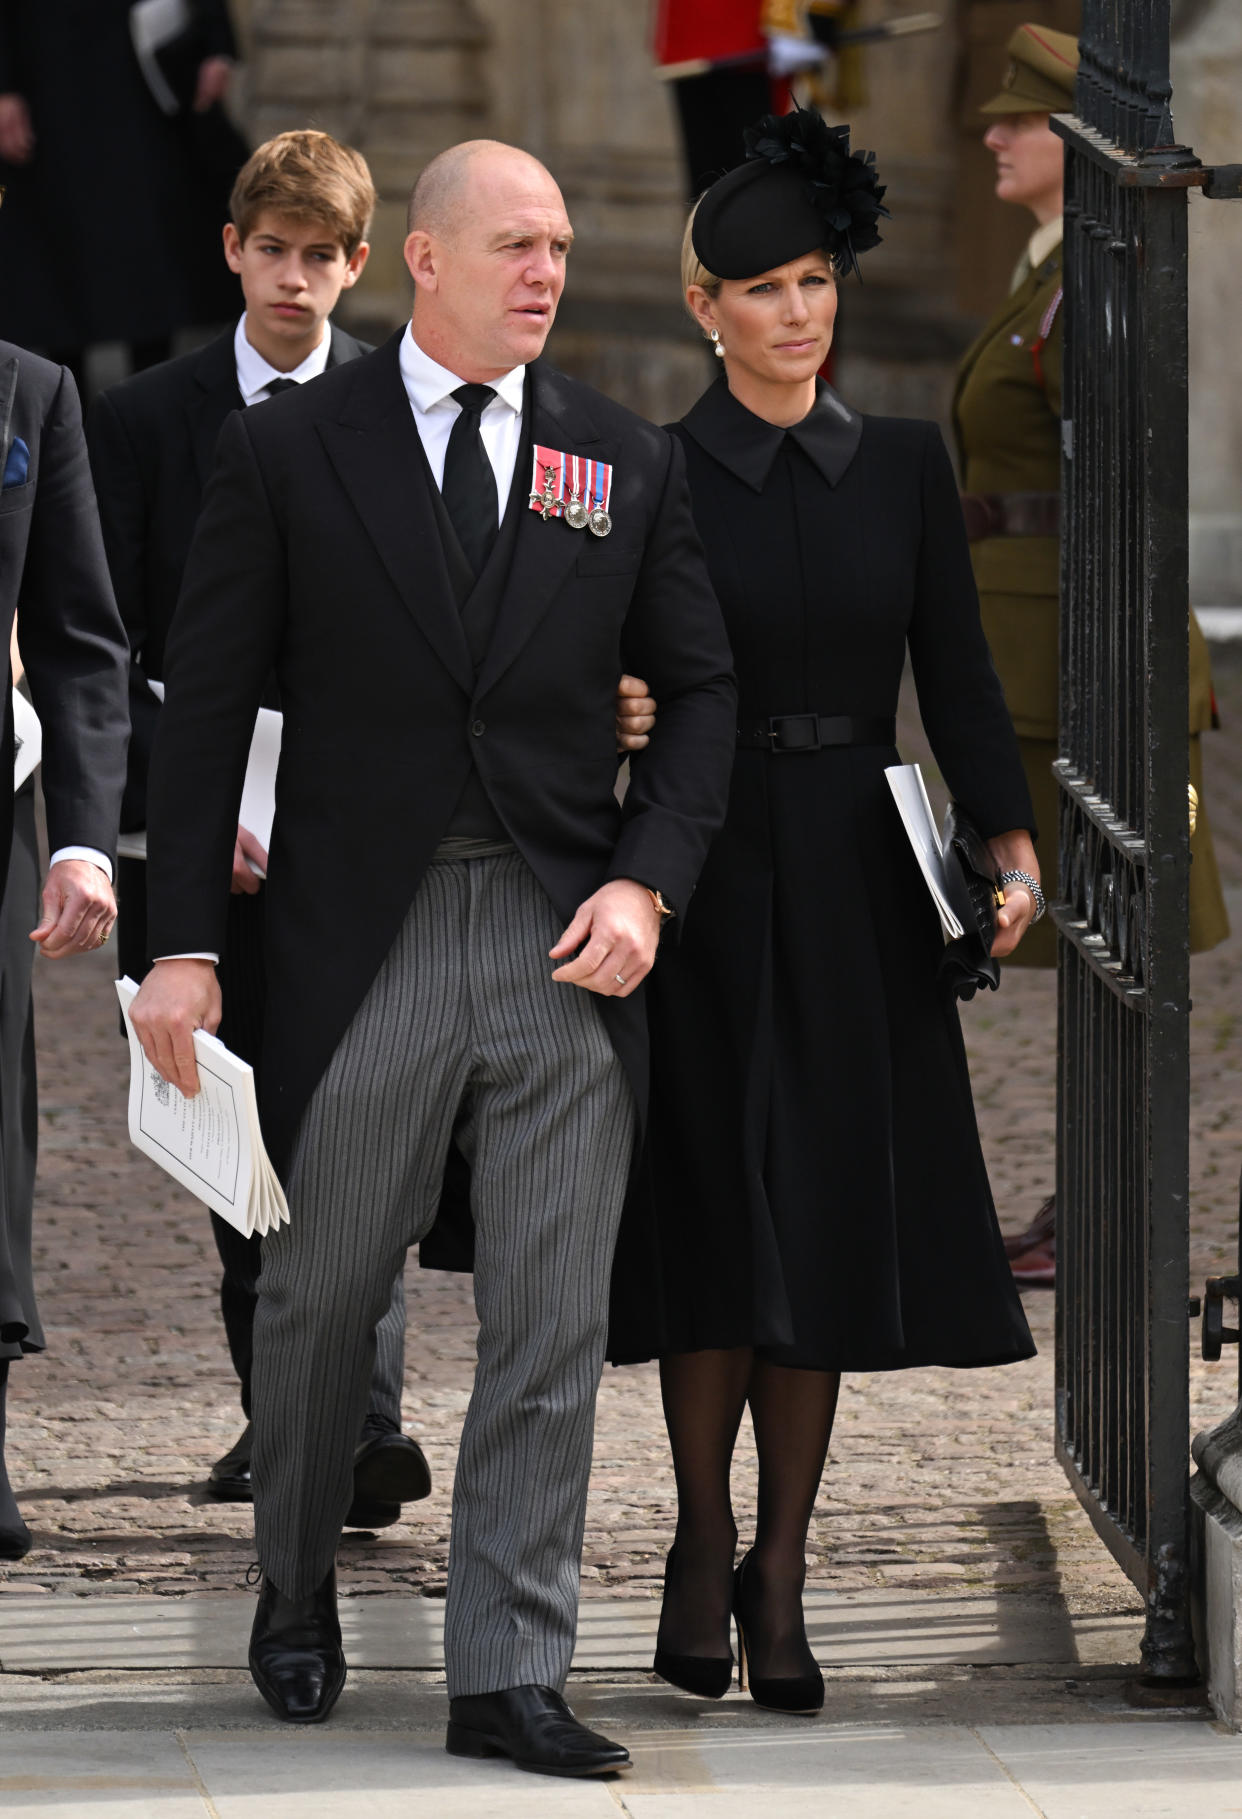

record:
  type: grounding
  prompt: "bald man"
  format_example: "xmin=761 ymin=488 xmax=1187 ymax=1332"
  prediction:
xmin=130 ymin=140 xmax=735 ymax=1772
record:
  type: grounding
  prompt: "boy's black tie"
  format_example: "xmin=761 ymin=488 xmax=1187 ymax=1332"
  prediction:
xmin=263 ymin=378 xmax=299 ymax=397
xmin=443 ymin=384 xmax=498 ymax=577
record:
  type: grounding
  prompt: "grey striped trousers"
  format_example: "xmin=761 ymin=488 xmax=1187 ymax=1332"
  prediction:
xmin=251 ymin=845 xmax=635 ymax=1696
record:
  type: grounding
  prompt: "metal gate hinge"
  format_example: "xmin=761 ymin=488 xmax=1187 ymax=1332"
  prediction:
xmin=1201 ymin=1275 xmax=1241 ymax=1360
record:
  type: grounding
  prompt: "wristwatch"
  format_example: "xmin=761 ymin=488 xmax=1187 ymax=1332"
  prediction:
xmin=646 ymin=888 xmax=675 ymax=924
xmin=999 ymin=869 xmax=1046 ymax=923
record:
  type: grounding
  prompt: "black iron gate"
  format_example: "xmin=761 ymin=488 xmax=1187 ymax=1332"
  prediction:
xmin=1053 ymin=2 xmax=1241 ymax=1683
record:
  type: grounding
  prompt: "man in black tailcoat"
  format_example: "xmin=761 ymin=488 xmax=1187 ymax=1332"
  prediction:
xmin=0 ymin=344 xmax=130 ymax=1553
xmin=130 ymin=139 xmax=735 ymax=1774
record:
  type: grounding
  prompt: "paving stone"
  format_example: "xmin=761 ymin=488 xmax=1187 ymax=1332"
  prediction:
xmin=2 ymin=649 xmax=1241 ymax=1642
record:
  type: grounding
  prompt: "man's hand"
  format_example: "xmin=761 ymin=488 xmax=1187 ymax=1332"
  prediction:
xmin=193 ymin=56 xmax=233 ymax=112
xmin=30 ymin=860 xmax=116 ymax=958
xmin=0 ymin=94 xmax=34 ymax=165
xmin=615 ymin=674 xmax=656 ymax=754
xmin=231 ymin=823 xmax=269 ymax=894
xmin=129 ymin=959 xmax=222 ymax=1098
xmin=549 ymin=879 xmax=660 ymax=998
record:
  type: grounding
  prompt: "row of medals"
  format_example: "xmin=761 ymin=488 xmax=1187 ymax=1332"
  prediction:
xmin=531 ymin=463 xmax=612 ymax=537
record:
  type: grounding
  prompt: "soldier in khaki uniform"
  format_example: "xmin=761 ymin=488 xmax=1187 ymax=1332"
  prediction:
xmin=954 ymin=23 xmax=1228 ymax=1283
xmin=953 ymin=22 xmax=1227 ymax=975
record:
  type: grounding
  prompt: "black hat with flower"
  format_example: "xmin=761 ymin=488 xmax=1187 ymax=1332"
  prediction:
xmin=690 ymin=106 xmax=888 ymax=281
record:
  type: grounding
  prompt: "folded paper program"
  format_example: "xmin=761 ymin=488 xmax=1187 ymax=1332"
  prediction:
xmin=116 ymin=975 xmax=289 ymax=1238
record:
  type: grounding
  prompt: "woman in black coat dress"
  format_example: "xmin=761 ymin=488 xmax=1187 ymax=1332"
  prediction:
xmin=607 ymin=112 xmax=1041 ymax=1715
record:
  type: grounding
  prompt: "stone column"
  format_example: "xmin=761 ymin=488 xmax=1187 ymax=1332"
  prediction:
xmin=1192 ymin=1397 xmax=1242 ymax=1726
xmin=239 ymin=0 xmax=493 ymax=339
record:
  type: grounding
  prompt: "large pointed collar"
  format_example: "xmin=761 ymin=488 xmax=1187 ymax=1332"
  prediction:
xmin=680 ymin=375 xmax=862 ymax=493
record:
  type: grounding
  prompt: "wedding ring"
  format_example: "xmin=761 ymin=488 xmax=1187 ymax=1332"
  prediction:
xmin=614 ymin=973 xmax=626 ymax=987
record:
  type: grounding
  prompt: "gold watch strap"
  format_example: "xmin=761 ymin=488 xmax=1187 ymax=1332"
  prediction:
xmin=647 ymin=888 xmax=674 ymax=921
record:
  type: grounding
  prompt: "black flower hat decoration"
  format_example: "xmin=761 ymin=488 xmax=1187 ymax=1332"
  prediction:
xmin=692 ymin=106 xmax=889 ymax=282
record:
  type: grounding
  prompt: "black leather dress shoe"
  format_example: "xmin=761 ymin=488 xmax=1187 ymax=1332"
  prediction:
xmin=206 ymin=1422 xmax=253 ymax=1503
xmin=352 ymin=1430 xmax=431 ymax=1505
xmin=343 ymin=1494 xmax=401 ymax=1531
xmin=248 ymin=1567 xmax=346 ymax=1723
xmin=446 ymin=1685 xmax=631 ymax=1777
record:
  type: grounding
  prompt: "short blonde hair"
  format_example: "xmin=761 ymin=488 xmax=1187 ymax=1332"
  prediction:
xmin=230 ymin=131 xmax=376 ymax=257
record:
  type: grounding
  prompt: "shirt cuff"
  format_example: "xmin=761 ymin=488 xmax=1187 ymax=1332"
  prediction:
xmin=153 ymin=953 xmax=220 ymax=965
xmin=49 ymin=846 xmax=113 ymax=883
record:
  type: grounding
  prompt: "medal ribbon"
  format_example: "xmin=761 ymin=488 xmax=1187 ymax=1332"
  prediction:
xmin=586 ymin=459 xmax=613 ymax=515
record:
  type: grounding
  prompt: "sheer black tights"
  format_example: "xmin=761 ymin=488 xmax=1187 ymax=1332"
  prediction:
xmin=0 ymin=1361 xmax=23 ymax=1533
xmin=657 ymin=1348 xmax=841 ymax=1674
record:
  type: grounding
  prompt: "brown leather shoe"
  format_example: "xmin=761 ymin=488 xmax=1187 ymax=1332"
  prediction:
xmin=1003 ymin=1195 xmax=1056 ymax=1260
xmin=1009 ymin=1237 xmax=1056 ymax=1287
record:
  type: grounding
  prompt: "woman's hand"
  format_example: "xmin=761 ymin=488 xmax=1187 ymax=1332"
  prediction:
xmin=987 ymin=828 xmax=1041 ymax=959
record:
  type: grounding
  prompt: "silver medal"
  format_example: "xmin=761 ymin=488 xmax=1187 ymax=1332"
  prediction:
xmin=564 ymin=494 xmax=589 ymax=531
xmin=587 ymin=506 xmax=612 ymax=538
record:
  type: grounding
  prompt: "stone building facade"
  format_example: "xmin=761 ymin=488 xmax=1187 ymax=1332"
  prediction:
xmin=228 ymin=1 xmax=1239 ymax=599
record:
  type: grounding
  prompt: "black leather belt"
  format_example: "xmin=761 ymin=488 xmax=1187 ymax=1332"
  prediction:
xmin=736 ymin=713 xmax=897 ymax=753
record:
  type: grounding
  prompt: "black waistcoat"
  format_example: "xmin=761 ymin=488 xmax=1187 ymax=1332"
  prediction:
xmin=416 ymin=394 xmax=534 ymax=839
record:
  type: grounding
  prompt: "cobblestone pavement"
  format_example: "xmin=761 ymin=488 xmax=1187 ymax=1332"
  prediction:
xmin=4 ymin=650 xmax=1242 ymax=1627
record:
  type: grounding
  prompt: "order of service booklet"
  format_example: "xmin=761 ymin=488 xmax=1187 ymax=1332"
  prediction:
xmin=115 ymin=976 xmax=289 ymax=1238
xmin=117 ymin=686 xmax=281 ymax=870
xmin=884 ymin=762 xmax=965 ymax=942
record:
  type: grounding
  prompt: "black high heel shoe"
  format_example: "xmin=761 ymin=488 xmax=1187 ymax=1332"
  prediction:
xmin=0 ymin=1518 xmax=32 ymax=1561
xmin=733 ymin=1550 xmax=823 ymax=1715
xmin=652 ymin=1544 xmax=735 ymax=1699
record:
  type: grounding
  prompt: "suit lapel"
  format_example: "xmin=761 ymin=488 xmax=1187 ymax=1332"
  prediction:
xmin=187 ymin=328 xmax=244 ymax=487
xmin=476 ymin=363 xmax=607 ymax=697
xmin=317 ymin=334 xmax=473 ymax=692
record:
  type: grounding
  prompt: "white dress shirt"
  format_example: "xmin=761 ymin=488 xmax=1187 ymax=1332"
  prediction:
xmin=233 ymin=312 xmax=332 ymax=406
xmin=397 ymin=323 xmax=526 ymax=519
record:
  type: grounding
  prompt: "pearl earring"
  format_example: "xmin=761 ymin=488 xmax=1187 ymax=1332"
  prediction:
xmin=709 ymin=328 xmax=725 ymax=359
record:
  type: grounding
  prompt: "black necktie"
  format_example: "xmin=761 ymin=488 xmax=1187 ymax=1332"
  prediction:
xmin=442 ymin=384 xmax=498 ymax=577
xmin=263 ymin=377 xmax=298 ymax=397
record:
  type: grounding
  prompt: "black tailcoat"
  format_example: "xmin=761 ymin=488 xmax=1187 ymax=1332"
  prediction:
xmin=0 ymin=342 xmax=129 ymax=1351
xmin=607 ymin=379 xmax=1036 ymax=1372
xmin=145 ymin=332 xmax=737 ymax=1180
xmin=0 ymin=344 xmax=129 ymax=880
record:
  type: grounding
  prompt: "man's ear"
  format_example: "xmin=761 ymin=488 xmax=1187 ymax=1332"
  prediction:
xmin=223 ymin=222 xmax=244 ymax=275
xmin=341 ymin=241 xmax=370 ymax=289
xmin=403 ymin=229 xmax=439 ymax=294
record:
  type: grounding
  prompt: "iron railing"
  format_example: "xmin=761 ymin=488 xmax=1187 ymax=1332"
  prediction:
xmin=1052 ymin=0 xmax=1200 ymax=1683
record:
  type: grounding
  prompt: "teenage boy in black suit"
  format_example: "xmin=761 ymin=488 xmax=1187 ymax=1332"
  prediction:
xmin=87 ymin=131 xmax=427 ymax=1528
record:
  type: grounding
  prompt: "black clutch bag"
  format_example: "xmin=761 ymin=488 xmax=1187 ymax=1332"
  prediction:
xmin=939 ymin=803 xmax=1003 ymax=1001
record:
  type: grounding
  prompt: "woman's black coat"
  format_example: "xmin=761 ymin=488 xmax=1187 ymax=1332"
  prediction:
xmin=607 ymin=378 xmax=1036 ymax=1373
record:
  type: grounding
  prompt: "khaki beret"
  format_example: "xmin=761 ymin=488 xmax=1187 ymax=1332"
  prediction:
xmin=979 ymin=23 xmax=1079 ymax=116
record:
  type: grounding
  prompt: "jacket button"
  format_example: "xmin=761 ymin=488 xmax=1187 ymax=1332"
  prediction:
xmin=471 ymin=719 xmax=486 ymax=737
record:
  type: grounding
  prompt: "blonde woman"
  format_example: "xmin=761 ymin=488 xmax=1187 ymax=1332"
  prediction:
xmin=609 ymin=110 xmax=1039 ymax=1715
